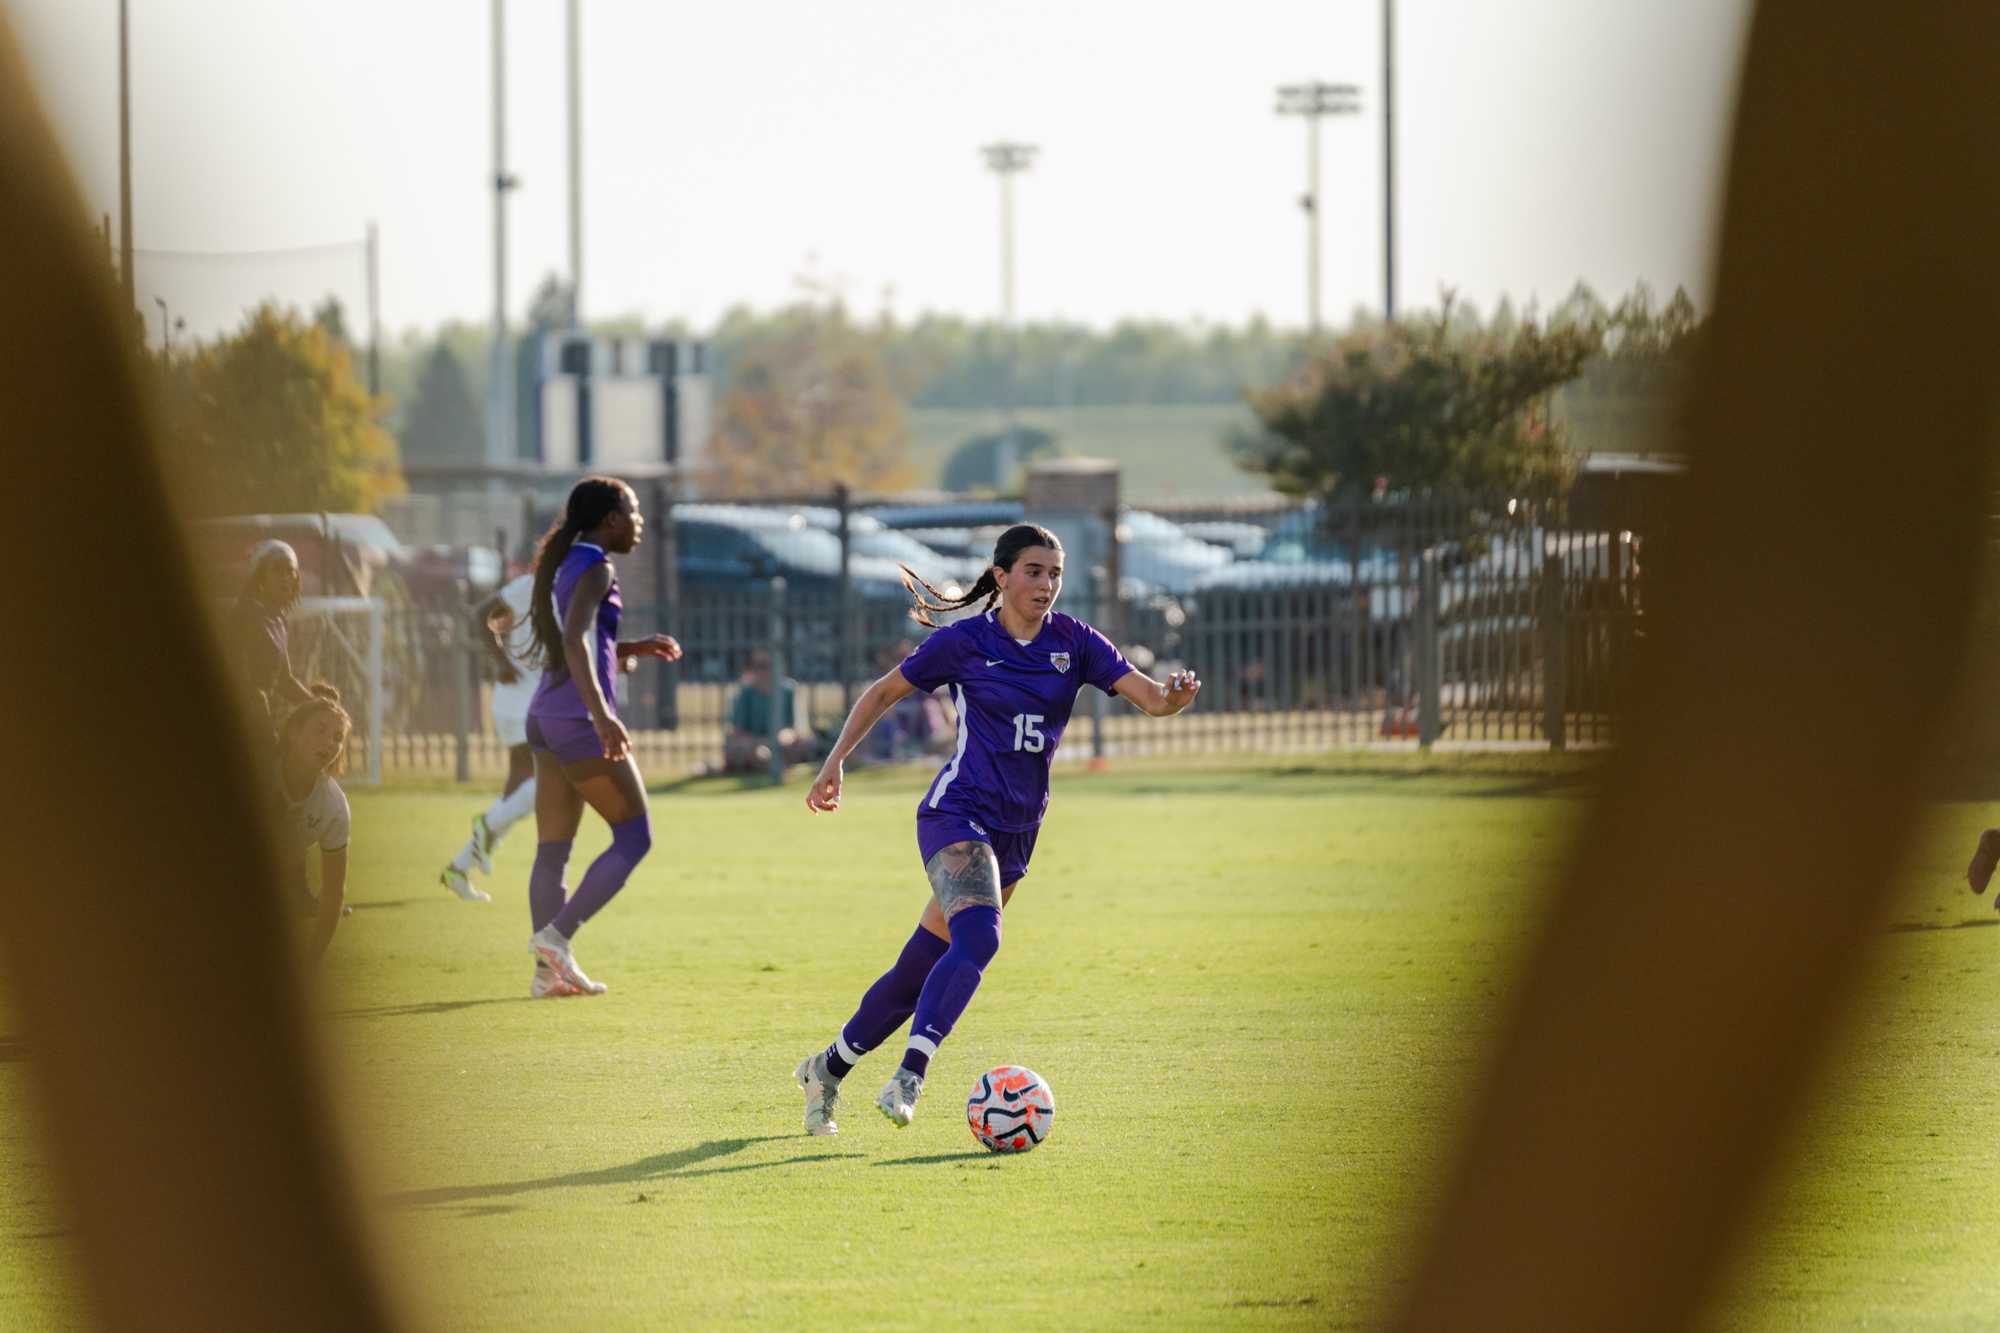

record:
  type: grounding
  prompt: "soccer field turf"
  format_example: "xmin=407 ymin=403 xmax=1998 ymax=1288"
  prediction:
xmin=5 ymin=755 xmax=2000 ymax=1328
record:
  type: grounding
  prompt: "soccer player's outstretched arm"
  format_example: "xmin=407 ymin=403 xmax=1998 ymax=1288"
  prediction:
xmin=806 ymin=668 xmax=918 ymax=812
xmin=1112 ymin=667 xmax=1202 ymax=717
xmin=476 ymin=594 xmax=521 ymax=684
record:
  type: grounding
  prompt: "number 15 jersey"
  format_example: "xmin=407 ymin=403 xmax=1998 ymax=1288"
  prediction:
xmin=898 ymin=609 xmax=1133 ymax=832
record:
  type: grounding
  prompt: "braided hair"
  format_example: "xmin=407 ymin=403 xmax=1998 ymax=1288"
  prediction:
xmin=902 ymin=523 xmax=1063 ymax=628
xmin=527 ymin=476 xmax=634 ymax=672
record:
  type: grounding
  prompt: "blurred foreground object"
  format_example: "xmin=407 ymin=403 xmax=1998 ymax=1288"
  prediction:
xmin=1395 ymin=3 xmax=1999 ymax=1329
xmin=0 ymin=16 xmax=401 ymax=1332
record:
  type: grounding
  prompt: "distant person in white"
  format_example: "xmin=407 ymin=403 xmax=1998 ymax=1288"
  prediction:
xmin=275 ymin=684 xmax=354 ymax=965
xmin=439 ymin=572 xmax=540 ymax=902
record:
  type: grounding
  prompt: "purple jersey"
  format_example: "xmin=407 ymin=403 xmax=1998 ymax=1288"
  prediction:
xmin=529 ymin=541 xmax=621 ymax=722
xmin=899 ymin=609 xmax=1133 ymax=831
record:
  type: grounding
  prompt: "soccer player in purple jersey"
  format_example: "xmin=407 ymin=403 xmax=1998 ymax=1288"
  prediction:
xmin=519 ymin=477 xmax=682 ymax=998
xmin=796 ymin=523 xmax=1202 ymax=1133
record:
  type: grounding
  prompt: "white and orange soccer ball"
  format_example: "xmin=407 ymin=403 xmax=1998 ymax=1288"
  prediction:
xmin=966 ymin=1065 xmax=1054 ymax=1153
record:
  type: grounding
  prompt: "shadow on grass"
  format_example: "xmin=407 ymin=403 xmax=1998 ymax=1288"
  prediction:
xmin=873 ymin=1151 xmax=998 ymax=1166
xmin=330 ymin=996 xmax=532 ymax=1020
xmin=1884 ymin=917 xmax=2000 ymax=933
xmin=0 ymin=1036 xmax=29 ymax=1063
xmin=347 ymin=899 xmax=416 ymax=912
xmin=385 ymin=1136 xmax=843 ymax=1209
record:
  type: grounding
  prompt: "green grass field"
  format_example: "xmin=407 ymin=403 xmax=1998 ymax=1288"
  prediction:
xmin=5 ymin=754 xmax=2000 ymax=1328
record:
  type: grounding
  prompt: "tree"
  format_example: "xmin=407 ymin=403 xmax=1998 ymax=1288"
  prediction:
xmin=312 ymin=295 xmax=352 ymax=349
xmin=1234 ymin=294 xmax=1601 ymax=498
xmin=399 ymin=341 xmax=485 ymax=462
xmin=159 ymin=303 xmax=404 ymax=515
xmin=525 ymin=273 xmax=575 ymax=333
xmin=941 ymin=427 xmax=1059 ymax=493
xmin=706 ymin=302 xmax=913 ymax=496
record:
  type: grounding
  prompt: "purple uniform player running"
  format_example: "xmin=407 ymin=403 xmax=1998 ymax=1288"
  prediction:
xmin=796 ymin=523 xmax=1202 ymax=1133
xmin=519 ymin=477 xmax=683 ymax=999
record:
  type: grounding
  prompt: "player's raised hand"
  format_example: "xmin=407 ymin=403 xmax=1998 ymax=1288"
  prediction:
xmin=1164 ymin=668 xmax=1202 ymax=713
xmin=806 ymin=760 xmax=844 ymax=813
xmin=625 ymin=634 xmax=682 ymax=663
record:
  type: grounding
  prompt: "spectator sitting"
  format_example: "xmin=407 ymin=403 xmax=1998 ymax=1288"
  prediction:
xmin=859 ymin=638 xmax=951 ymax=765
xmin=724 ymin=649 xmax=818 ymax=772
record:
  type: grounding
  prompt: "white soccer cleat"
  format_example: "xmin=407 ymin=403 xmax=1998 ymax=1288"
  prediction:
xmin=795 ymin=1052 xmax=841 ymax=1137
xmin=439 ymin=867 xmax=491 ymax=903
xmin=468 ymin=814 xmax=495 ymax=875
xmin=876 ymin=1069 xmax=923 ymax=1128
xmin=531 ymin=959 xmax=581 ymax=999
xmin=530 ymin=924 xmax=607 ymax=995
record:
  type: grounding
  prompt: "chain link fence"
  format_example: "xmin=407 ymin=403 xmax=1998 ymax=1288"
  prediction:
xmin=345 ymin=480 xmax=1668 ymax=783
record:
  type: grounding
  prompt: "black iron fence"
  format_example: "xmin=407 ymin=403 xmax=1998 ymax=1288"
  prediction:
xmin=345 ymin=486 xmax=1663 ymax=782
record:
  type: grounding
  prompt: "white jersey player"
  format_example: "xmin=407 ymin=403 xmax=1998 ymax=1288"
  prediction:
xmin=274 ymin=684 xmax=355 ymax=964
xmin=439 ymin=573 xmax=541 ymax=903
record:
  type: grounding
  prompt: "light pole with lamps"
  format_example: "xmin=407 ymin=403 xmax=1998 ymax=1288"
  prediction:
xmin=1275 ymin=81 xmax=1360 ymax=335
xmin=980 ymin=140 xmax=1037 ymax=488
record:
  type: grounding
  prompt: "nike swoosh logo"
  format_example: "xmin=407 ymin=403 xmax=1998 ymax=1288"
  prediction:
xmin=985 ymin=659 xmax=1004 ymax=666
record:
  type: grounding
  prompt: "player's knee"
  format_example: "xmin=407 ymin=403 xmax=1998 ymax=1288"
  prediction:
xmin=611 ymin=813 xmax=652 ymax=862
xmin=948 ymin=904 xmax=1003 ymax=968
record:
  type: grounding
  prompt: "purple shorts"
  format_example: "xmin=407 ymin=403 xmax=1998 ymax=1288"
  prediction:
xmin=916 ymin=809 xmax=1039 ymax=887
xmin=526 ymin=712 xmax=608 ymax=765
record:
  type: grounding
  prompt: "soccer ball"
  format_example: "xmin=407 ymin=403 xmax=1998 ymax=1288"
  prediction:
xmin=966 ymin=1065 xmax=1055 ymax=1153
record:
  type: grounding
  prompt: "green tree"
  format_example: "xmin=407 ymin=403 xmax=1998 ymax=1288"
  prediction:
xmin=941 ymin=426 xmax=1060 ymax=493
xmin=312 ymin=295 xmax=352 ymax=350
xmin=161 ymin=303 xmax=404 ymax=515
xmin=1235 ymin=294 xmax=1601 ymax=497
xmin=399 ymin=341 xmax=485 ymax=463
xmin=707 ymin=301 xmax=912 ymax=496
xmin=1559 ymin=283 xmax=1705 ymax=453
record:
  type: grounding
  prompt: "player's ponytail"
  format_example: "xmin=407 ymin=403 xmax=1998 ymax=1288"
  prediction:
xmin=527 ymin=476 xmax=632 ymax=671
xmin=903 ymin=523 xmax=1063 ymax=628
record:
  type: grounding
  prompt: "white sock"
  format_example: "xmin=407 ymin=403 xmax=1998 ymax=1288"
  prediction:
xmin=449 ymin=841 xmax=476 ymax=873
xmin=484 ymin=779 xmax=538 ymax=842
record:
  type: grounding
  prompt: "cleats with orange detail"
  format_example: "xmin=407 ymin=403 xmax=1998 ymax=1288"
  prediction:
xmin=530 ymin=924 xmax=607 ymax=996
xmin=531 ymin=959 xmax=581 ymax=998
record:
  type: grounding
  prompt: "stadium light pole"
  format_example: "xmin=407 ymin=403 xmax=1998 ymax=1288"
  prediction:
xmin=489 ymin=0 xmax=520 ymax=469
xmin=1383 ymin=0 xmax=1397 ymax=321
xmin=565 ymin=0 xmax=582 ymax=329
xmin=117 ymin=0 xmax=134 ymax=314
xmin=980 ymin=140 xmax=1037 ymax=488
xmin=1275 ymin=81 xmax=1360 ymax=335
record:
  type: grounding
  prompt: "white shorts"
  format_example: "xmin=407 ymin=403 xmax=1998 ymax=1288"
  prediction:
xmin=493 ymin=711 xmax=529 ymax=748
xmin=492 ymin=680 xmax=536 ymax=749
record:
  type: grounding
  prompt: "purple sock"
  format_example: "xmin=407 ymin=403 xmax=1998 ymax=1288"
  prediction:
xmin=901 ymin=906 xmax=1002 ymax=1079
xmin=529 ymin=840 xmax=573 ymax=932
xmin=823 ymin=925 xmax=950 ymax=1079
xmin=551 ymin=814 xmax=651 ymax=937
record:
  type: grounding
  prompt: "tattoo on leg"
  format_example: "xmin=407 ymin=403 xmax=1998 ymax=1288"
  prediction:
xmin=925 ymin=841 xmax=1002 ymax=919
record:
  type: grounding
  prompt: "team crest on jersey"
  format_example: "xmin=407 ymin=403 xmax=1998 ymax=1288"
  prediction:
xmin=1049 ymin=652 xmax=1071 ymax=673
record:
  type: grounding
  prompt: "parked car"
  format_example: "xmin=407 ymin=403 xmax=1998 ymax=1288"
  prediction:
xmin=788 ymin=507 xmax=986 ymax=594
xmin=672 ymin=504 xmax=921 ymax=683
xmin=1114 ymin=509 xmax=1234 ymax=594
xmin=1177 ymin=519 xmax=1271 ymax=560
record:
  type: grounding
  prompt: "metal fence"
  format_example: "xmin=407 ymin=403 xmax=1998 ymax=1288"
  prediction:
xmin=344 ymin=485 xmax=1662 ymax=782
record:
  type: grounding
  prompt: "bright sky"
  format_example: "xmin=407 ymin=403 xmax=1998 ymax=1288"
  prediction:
xmin=10 ymin=0 xmax=1750 ymax=341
